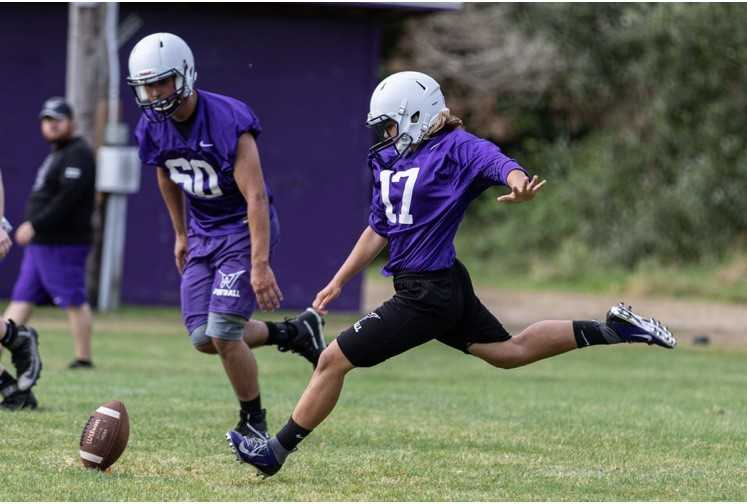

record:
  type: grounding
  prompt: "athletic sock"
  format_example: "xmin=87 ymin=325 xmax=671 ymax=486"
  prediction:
xmin=240 ymin=395 xmax=263 ymax=420
xmin=0 ymin=369 xmax=18 ymax=398
xmin=0 ymin=321 xmax=18 ymax=348
xmin=265 ymin=321 xmax=297 ymax=347
xmin=275 ymin=417 xmax=311 ymax=453
xmin=573 ymin=320 xmax=623 ymax=348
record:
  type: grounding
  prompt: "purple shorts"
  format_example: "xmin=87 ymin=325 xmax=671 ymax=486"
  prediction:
xmin=11 ymin=244 xmax=89 ymax=308
xmin=181 ymin=232 xmax=267 ymax=334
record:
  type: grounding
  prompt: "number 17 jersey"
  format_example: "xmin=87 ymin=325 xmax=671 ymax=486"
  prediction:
xmin=135 ymin=89 xmax=279 ymax=239
xmin=368 ymin=128 xmax=527 ymax=276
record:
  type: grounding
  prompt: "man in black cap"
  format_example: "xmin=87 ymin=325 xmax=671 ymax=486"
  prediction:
xmin=3 ymin=97 xmax=97 ymax=372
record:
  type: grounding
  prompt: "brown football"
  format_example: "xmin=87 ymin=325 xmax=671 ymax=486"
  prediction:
xmin=79 ymin=400 xmax=129 ymax=471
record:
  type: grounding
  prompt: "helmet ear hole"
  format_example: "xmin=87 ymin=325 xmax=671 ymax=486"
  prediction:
xmin=410 ymin=111 xmax=420 ymax=124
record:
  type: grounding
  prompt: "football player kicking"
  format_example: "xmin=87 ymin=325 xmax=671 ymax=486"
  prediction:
xmin=0 ymin=170 xmax=42 ymax=410
xmin=227 ymin=71 xmax=677 ymax=476
xmin=127 ymin=33 xmax=325 ymax=439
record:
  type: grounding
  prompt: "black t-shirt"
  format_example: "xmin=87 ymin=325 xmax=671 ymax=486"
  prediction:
xmin=25 ymin=136 xmax=96 ymax=245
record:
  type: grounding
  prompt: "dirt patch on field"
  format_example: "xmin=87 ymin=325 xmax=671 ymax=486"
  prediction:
xmin=363 ymin=277 xmax=747 ymax=348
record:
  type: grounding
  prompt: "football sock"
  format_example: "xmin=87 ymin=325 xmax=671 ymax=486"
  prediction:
xmin=0 ymin=320 xmax=18 ymax=348
xmin=0 ymin=369 xmax=18 ymax=398
xmin=240 ymin=395 xmax=263 ymax=419
xmin=275 ymin=417 xmax=311 ymax=453
xmin=265 ymin=321 xmax=297 ymax=347
xmin=573 ymin=320 xmax=622 ymax=347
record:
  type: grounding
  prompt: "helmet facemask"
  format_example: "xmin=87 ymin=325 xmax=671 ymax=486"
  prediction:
xmin=127 ymin=67 xmax=190 ymax=122
xmin=366 ymin=112 xmax=419 ymax=170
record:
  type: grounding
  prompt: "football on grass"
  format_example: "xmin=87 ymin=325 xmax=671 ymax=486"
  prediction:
xmin=79 ymin=400 xmax=130 ymax=471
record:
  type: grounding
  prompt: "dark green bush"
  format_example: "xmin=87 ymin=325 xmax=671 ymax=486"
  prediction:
xmin=455 ymin=3 xmax=747 ymax=273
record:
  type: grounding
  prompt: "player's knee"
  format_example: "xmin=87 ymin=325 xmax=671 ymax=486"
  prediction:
xmin=316 ymin=344 xmax=351 ymax=376
xmin=211 ymin=337 xmax=237 ymax=353
xmin=206 ymin=312 xmax=247 ymax=354
xmin=190 ymin=324 xmax=214 ymax=353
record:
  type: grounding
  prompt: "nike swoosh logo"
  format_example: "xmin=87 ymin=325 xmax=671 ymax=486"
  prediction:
xmin=199 ymin=141 xmax=213 ymax=148
xmin=631 ymin=333 xmax=652 ymax=342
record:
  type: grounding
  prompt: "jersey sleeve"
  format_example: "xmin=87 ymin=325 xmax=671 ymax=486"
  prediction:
xmin=134 ymin=116 xmax=160 ymax=166
xmin=368 ymin=169 xmax=390 ymax=238
xmin=457 ymin=138 xmax=527 ymax=186
xmin=234 ymin=102 xmax=262 ymax=139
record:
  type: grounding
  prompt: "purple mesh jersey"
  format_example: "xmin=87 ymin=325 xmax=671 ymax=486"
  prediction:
xmin=369 ymin=128 xmax=528 ymax=276
xmin=135 ymin=90 xmax=279 ymax=238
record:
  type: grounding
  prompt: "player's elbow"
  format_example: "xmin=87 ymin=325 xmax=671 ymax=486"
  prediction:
xmin=244 ymin=191 xmax=268 ymax=207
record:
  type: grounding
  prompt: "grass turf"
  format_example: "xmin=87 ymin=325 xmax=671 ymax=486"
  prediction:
xmin=0 ymin=305 xmax=745 ymax=500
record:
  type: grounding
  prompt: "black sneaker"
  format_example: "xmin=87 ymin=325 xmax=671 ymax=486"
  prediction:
xmin=68 ymin=359 xmax=94 ymax=369
xmin=7 ymin=321 xmax=42 ymax=391
xmin=0 ymin=389 xmax=37 ymax=411
xmin=278 ymin=308 xmax=326 ymax=367
xmin=234 ymin=408 xmax=270 ymax=440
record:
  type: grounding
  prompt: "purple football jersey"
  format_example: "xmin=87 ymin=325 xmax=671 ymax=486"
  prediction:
xmin=135 ymin=90 xmax=279 ymax=239
xmin=369 ymin=128 xmax=528 ymax=276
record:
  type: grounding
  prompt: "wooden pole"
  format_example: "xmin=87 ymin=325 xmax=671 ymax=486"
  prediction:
xmin=67 ymin=2 xmax=106 ymax=308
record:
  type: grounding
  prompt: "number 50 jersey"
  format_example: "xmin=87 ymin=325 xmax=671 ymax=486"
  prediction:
xmin=135 ymin=90 xmax=279 ymax=239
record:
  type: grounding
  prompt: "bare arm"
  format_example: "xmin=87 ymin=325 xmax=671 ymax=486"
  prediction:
xmin=233 ymin=132 xmax=283 ymax=311
xmin=313 ymin=225 xmax=388 ymax=314
xmin=156 ymin=168 xmax=188 ymax=273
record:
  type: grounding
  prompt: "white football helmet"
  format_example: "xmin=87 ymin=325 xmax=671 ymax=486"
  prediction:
xmin=127 ymin=33 xmax=197 ymax=121
xmin=367 ymin=71 xmax=447 ymax=158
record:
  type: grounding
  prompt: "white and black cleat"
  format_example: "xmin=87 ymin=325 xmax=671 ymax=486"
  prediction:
xmin=607 ymin=303 xmax=677 ymax=349
xmin=8 ymin=322 xmax=42 ymax=391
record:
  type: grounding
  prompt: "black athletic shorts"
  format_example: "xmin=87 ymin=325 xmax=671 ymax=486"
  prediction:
xmin=337 ymin=259 xmax=511 ymax=367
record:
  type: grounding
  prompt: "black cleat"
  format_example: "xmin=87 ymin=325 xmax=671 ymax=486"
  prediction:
xmin=7 ymin=321 xmax=42 ymax=391
xmin=234 ymin=408 xmax=270 ymax=440
xmin=278 ymin=308 xmax=326 ymax=367
xmin=68 ymin=359 xmax=94 ymax=369
xmin=0 ymin=389 xmax=37 ymax=411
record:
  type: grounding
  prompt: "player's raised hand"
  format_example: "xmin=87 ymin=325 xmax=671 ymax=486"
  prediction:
xmin=497 ymin=175 xmax=546 ymax=204
xmin=0 ymin=228 xmax=11 ymax=259
xmin=174 ymin=235 xmax=188 ymax=274
xmin=313 ymin=281 xmax=342 ymax=316
xmin=251 ymin=262 xmax=283 ymax=311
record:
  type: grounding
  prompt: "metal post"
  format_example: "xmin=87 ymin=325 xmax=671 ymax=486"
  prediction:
xmin=97 ymin=2 xmax=140 ymax=312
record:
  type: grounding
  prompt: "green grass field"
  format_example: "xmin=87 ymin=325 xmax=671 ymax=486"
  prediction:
xmin=0 ymin=305 xmax=745 ymax=501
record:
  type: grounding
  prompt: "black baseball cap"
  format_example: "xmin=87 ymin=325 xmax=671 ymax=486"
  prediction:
xmin=39 ymin=97 xmax=74 ymax=120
